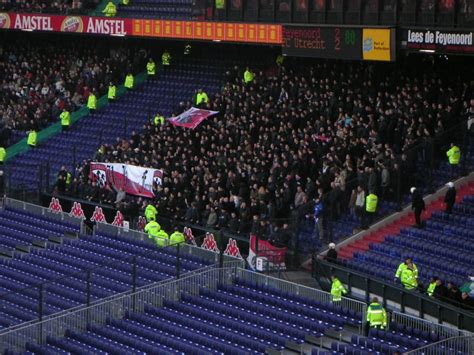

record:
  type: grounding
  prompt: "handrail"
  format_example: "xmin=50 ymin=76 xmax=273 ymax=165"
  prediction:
xmin=313 ymin=257 xmax=474 ymax=332
xmin=404 ymin=335 xmax=474 ymax=354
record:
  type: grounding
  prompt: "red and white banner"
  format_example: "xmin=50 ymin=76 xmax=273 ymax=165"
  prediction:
xmin=247 ymin=234 xmax=287 ymax=271
xmin=89 ymin=162 xmax=163 ymax=198
xmin=168 ymin=107 xmax=218 ymax=129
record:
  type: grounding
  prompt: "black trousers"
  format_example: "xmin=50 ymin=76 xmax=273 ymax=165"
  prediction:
xmin=414 ymin=208 xmax=422 ymax=226
xmin=446 ymin=202 xmax=454 ymax=213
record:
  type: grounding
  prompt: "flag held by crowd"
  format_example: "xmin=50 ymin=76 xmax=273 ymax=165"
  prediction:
xmin=90 ymin=162 xmax=163 ymax=198
xmin=168 ymin=107 xmax=219 ymax=129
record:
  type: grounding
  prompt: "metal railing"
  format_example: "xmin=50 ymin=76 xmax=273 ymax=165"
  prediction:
xmin=0 ymin=267 xmax=236 ymax=352
xmin=405 ymin=335 xmax=474 ymax=355
xmin=235 ymin=267 xmax=367 ymax=333
xmin=392 ymin=311 xmax=472 ymax=339
xmin=3 ymin=197 xmax=82 ymax=228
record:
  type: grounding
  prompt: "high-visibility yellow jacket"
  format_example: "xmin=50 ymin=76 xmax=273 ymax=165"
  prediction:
xmin=0 ymin=147 xmax=6 ymax=162
xmin=108 ymin=85 xmax=116 ymax=100
xmin=367 ymin=302 xmax=387 ymax=328
xmin=331 ymin=278 xmax=347 ymax=302
xmin=365 ymin=193 xmax=378 ymax=213
xmin=244 ymin=70 xmax=254 ymax=84
xmin=446 ymin=145 xmax=460 ymax=165
xmin=154 ymin=115 xmax=165 ymax=126
xmin=400 ymin=268 xmax=418 ymax=290
xmin=144 ymin=221 xmax=161 ymax=240
xmin=147 ymin=61 xmax=156 ymax=75
xmin=145 ymin=204 xmax=158 ymax=222
xmin=162 ymin=52 xmax=171 ymax=66
xmin=170 ymin=231 xmax=185 ymax=246
xmin=124 ymin=74 xmax=134 ymax=89
xmin=196 ymin=92 xmax=209 ymax=105
xmin=60 ymin=110 xmax=71 ymax=127
xmin=395 ymin=262 xmax=418 ymax=279
xmin=103 ymin=2 xmax=117 ymax=17
xmin=27 ymin=130 xmax=37 ymax=147
xmin=87 ymin=93 xmax=97 ymax=110
xmin=427 ymin=282 xmax=437 ymax=297
xmin=155 ymin=229 xmax=169 ymax=247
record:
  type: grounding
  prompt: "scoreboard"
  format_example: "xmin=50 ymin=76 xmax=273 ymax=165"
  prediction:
xmin=282 ymin=25 xmax=395 ymax=61
xmin=282 ymin=26 xmax=362 ymax=60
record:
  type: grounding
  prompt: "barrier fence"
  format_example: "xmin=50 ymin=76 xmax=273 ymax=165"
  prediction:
xmin=404 ymin=335 xmax=474 ymax=354
xmin=391 ymin=311 xmax=472 ymax=339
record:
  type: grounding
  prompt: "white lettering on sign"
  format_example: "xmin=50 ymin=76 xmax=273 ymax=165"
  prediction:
xmin=14 ymin=15 xmax=53 ymax=31
xmin=86 ymin=18 xmax=125 ymax=35
xmin=435 ymin=31 xmax=473 ymax=46
xmin=408 ymin=29 xmax=473 ymax=46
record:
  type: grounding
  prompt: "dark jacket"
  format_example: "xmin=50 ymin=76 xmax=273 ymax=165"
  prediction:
xmin=412 ymin=190 xmax=425 ymax=210
xmin=326 ymin=249 xmax=338 ymax=262
xmin=444 ymin=187 xmax=456 ymax=205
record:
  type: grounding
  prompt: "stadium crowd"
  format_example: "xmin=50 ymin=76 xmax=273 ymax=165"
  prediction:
xmin=0 ymin=0 xmax=99 ymax=13
xmin=0 ymin=36 xmax=147 ymax=145
xmin=58 ymin=56 xmax=473 ymax=246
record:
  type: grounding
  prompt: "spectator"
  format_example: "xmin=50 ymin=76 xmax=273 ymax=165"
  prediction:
xmin=433 ymin=279 xmax=448 ymax=300
xmin=444 ymin=181 xmax=456 ymax=213
xmin=411 ymin=187 xmax=425 ymax=228
xmin=63 ymin=56 xmax=473 ymax=253
xmin=326 ymin=243 xmax=337 ymax=263
xmin=461 ymin=292 xmax=474 ymax=309
xmin=447 ymin=282 xmax=462 ymax=304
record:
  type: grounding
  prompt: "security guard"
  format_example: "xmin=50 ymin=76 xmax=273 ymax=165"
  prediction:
xmin=363 ymin=191 xmax=378 ymax=228
xmin=102 ymin=1 xmax=117 ymax=17
xmin=66 ymin=171 xmax=72 ymax=190
xmin=427 ymin=277 xmax=438 ymax=297
xmin=0 ymin=146 xmax=6 ymax=164
xmin=155 ymin=229 xmax=169 ymax=247
xmin=330 ymin=275 xmax=347 ymax=302
xmin=60 ymin=108 xmax=71 ymax=130
xmin=395 ymin=258 xmax=418 ymax=282
xmin=145 ymin=203 xmax=158 ymax=222
xmin=195 ymin=89 xmax=209 ymax=106
xmin=108 ymin=82 xmax=116 ymax=101
xmin=87 ymin=91 xmax=97 ymax=112
xmin=162 ymin=50 xmax=171 ymax=66
xmin=144 ymin=220 xmax=161 ymax=242
xmin=170 ymin=227 xmax=185 ymax=246
xmin=27 ymin=129 xmax=37 ymax=148
xmin=446 ymin=143 xmax=461 ymax=175
xmin=122 ymin=0 xmax=129 ymax=4
xmin=124 ymin=73 xmax=134 ymax=90
xmin=400 ymin=264 xmax=418 ymax=290
xmin=154 ymin=113 xmax=165 ymax=126
xmin=243 ymin=67 xmax=254 ymax=84
xmin=216 ymin=0 xmax=225 ymax=9
xmin=276 ymin=54 xmax=284 ymax=66
xmin=367 ymin=297 xmax=387 ymax=329
xmin=146 ymin=58 xmax=156 ymax=77
xmin=184 ymin=44 xmax=191 ymax=55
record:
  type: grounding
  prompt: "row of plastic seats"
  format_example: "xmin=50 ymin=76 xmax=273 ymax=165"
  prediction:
xmin=235 ymin=278 xmax=362 ymax=324
xmin=201 ymin=287 xmax=327 ymax=336
xmin=220 ymin=283 xmax=344 ymax=328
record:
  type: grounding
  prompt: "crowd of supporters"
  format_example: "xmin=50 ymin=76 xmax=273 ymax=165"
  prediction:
xmin=0 ymin=36 xmax=147 ymax=146
xmin=58 ymin=55 xmax=474 ymax=245
xmin=0 ymin=0 xmax=99 ymax=13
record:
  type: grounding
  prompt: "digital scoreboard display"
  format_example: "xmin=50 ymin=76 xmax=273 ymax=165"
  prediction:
xmin=282 ymin=26 xmax=362 ymax=60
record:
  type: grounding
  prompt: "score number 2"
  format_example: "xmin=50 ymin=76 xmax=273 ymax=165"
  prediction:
xmin=334 ymin=28 xmax=357 ymax=51
xmin=334 ymin=28 xmax=341 ymax=51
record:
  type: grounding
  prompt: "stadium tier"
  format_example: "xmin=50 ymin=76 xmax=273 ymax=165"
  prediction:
xmin=3 ymin=267 xmax=470 ymax=354
xmin=117 ymin=0 xmax=194 ymax=19
xmin=0 ymin=200 xmax=225 ymax=331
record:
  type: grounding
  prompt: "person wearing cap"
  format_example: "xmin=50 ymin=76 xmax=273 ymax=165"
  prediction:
xmin=410 ymin=187 xmax=425 ymax=227
xmin=444 ymin=182 xmax=456 ymax=214
xmin=326 ymin=243 xmax=337 ymax=263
